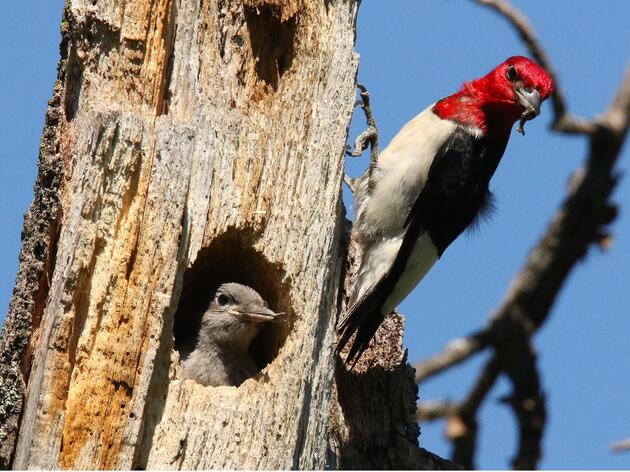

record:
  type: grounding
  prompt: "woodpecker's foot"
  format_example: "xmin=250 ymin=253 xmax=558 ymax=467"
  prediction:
xmin=345 ymin=84 xmax=379 ymax=160
xmin=345 ymin=129 xmax=375 ymax=157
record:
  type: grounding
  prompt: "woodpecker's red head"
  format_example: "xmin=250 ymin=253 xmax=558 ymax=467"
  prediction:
xmin=435 ymin=56 xmax=554 ymax=136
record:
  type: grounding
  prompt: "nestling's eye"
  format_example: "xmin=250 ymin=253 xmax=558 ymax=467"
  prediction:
xmin=216 ymin=293 xmax=231 ymax=307
xmin=506 ymin=65 xmax=519 ymax=82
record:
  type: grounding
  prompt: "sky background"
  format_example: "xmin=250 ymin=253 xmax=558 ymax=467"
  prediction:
xmin=1 ymin=0 xmax=628 ymax=469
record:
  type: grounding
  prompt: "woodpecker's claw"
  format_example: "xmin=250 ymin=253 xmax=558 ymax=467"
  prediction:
xmin=345 ymin=134 xmax=371 ymax=157
xmin=345 ymin=144 xmax=358 ymax=157
xmin=344 ymin=83 xmax=380 ymax=191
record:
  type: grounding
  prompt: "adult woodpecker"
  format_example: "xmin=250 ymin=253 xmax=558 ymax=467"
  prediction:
xmin=338 ymin=56 xmax=553 ymax=363
xmin=181 ymin=283 xmax=280 ymax=387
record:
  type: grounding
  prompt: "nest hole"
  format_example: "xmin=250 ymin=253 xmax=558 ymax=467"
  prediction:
xmin=173 ymin=229 xmax=292 ymax=377
xmin=244 ymin=5 xmax=297 ymax=92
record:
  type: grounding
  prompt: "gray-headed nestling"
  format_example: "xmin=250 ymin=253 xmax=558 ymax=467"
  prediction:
xmin=181 ymin=283 xmax=279 ymax=387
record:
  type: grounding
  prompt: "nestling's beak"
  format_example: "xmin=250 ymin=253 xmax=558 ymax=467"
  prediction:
xmin=230 ymin=305 xmax=280 ymax=323
xmin=515 ymin=88 xmax=541 ymax=135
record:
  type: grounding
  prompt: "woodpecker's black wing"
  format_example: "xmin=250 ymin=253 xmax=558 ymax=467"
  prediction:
xmin=338 ymin=127 xmax=508 ymax=364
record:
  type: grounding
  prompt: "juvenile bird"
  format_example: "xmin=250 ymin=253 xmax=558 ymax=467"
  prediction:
xmin=181 ymin=283 xmax=279 ymax=387
xmin=339 ymin=56 xmax=554 ymax=363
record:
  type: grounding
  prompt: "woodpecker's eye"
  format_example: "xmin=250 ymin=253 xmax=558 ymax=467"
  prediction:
xmin=216 ymin=293 xmax=231 ymax=307
xmin=507 ymin=65 xmax=519 ymax=82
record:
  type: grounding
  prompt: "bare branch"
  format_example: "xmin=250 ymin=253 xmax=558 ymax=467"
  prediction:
xmin=495 ymin=335 xmax=546 ymax=469
xmin=475 ymin=0 xmax=596 ymax=135
xmin=417 ymin=357 xmax=501 ymax=468
xmin=611 ymin=437 xmax=630 ymax=453
xmin=417 ymin=400 xmax=458 ymax=422
xmin=460 ymin=356 xmax=501 ymax=415
xmin=452 ymin=356 xmax=501 ymax=469
xmin=601 ymin=65 xmax=630 ymax=136
xmin=447 ymin=413 xmax=478 ymax=470
xmin=414 ymin=332 xmax=490 ymax=383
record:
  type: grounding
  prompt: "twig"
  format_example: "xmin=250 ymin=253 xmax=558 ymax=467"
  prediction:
xmin=417 ymin=400 xmax=457 ymax=422
xmin=460 ymin=356 xmax=502 ymax=415
xmin=417 ymin=357 xmax=500 ymax=423
xmin=610 ymin=437 xmax=630 ymax=453
xmin=601 ymin=65 xmax=630 ymax=136
xmin=414 ymin=331 xmax=490 ymax=383
xmin=452 ymin=356 xmax=502 ymax=469
xmin=417 ymin=357 xmax=501 ymax=468
xmin=495 ymin=334 xmax=546 ymax=469
xmin=475 ymin=0 xmax=596 ymax=135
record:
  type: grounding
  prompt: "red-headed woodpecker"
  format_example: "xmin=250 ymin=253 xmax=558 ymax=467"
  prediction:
xmin=339 ymin=56 xmax=554 ymax=363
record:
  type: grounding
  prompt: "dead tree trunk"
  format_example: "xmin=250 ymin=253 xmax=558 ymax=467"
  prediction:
xmin=0 ymin=0 xmax=454 ymax=469
xmin=1 ymin=0 xmax=356 ymax=467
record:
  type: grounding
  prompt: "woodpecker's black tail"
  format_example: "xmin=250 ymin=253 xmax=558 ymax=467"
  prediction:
xmin=337 ymin=283 xmax=388 ymax=365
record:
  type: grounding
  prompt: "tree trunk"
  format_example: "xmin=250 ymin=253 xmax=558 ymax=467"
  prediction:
xmin=2 ymin=0 xmax=356 ymax=467
xmin=0 ymin=0 xmax=457 ymax=469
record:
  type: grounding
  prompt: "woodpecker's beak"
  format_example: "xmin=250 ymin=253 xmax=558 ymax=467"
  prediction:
xmin=515 ymin=88 xmax=541 ymax=135
xmin=230 ymin=306 xmax=279 ymax=323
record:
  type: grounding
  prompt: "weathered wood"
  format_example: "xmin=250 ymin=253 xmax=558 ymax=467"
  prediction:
xmin=8 ymin=0 xmax=359 ymax=468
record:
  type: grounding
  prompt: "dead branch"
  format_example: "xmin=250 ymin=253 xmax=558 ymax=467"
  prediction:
xmin=452 ymin=356 xmax=501 ymax=469
xmin=417 ymin=357 xmax=501 ymax=469
xmin=417 ymin=400 xmax=457 ymax=422
xmin=414 ymin=332 xmax=489 ymax=383
xmin=495 ymin=335 xmax=546 ymax=469
xmin=610 ymin=437 xmax=630 ymax=453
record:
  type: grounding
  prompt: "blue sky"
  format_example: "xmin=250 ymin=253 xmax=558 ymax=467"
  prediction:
xmin=1 ymin=1 xmax=629 ymax=469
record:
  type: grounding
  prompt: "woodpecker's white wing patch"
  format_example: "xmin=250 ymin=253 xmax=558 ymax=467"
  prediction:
xmin=352 ymin=235 xmax=404 ymax=305
xmin=381 ymin=232 xmax=438 ymax=315
xmin=351 ymin=231 xmax=438 ymax=318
